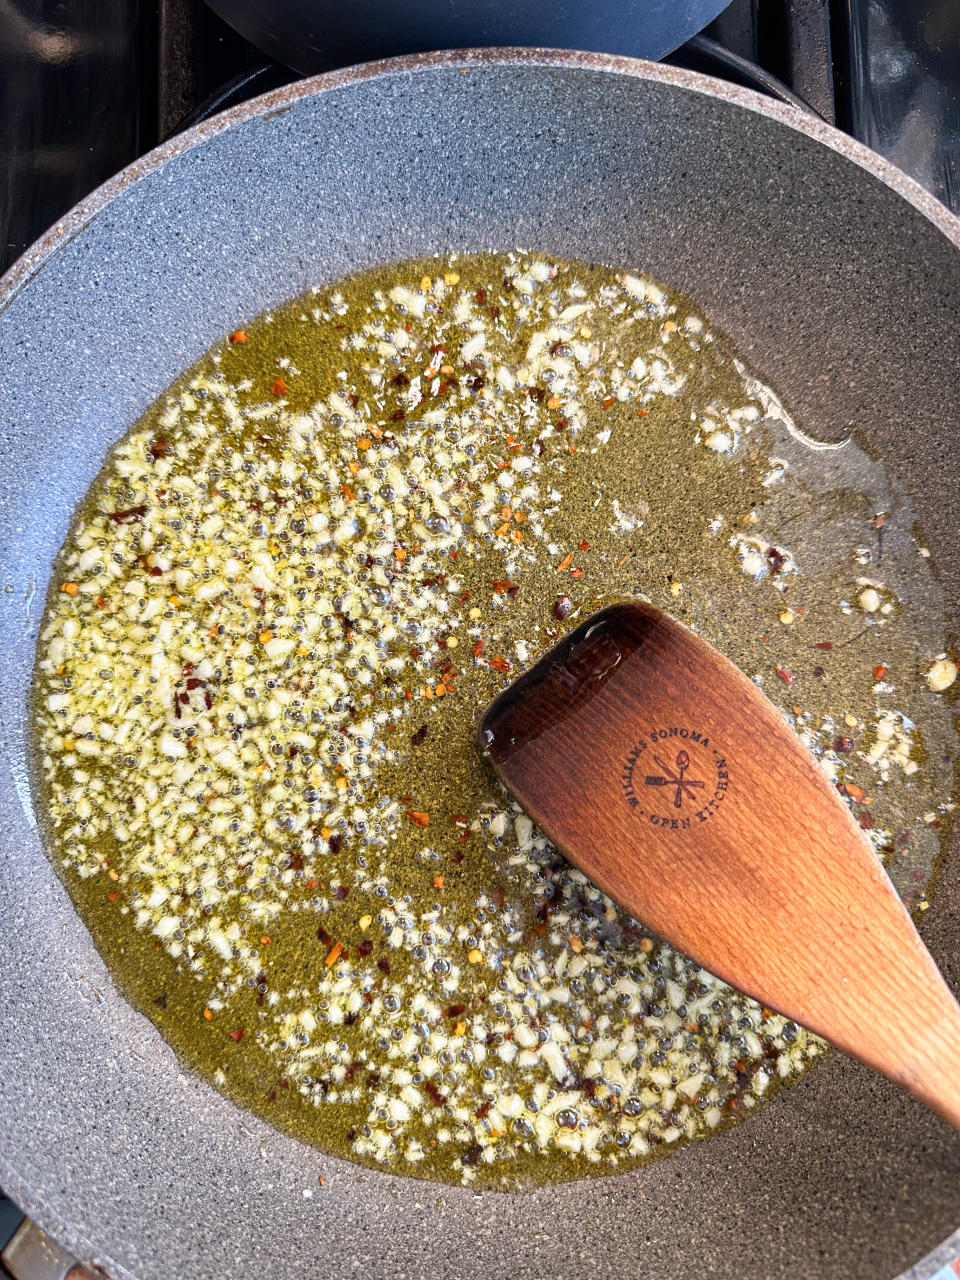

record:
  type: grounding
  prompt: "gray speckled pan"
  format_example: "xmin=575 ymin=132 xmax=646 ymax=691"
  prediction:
xmin=1 ymin=48 xmax=959 ymax=1280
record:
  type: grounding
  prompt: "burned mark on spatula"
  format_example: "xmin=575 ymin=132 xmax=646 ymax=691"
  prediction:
xmin=479 ymin=604 xmax=658 ymax=767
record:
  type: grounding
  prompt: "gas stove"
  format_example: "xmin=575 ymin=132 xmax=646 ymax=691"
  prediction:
xmin=0 ymin=0 xmax=958 ymax=1274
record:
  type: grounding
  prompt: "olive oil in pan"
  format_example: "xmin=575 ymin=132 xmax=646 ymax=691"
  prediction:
xmin=33 ymin=254 xmax=958 ymax=1188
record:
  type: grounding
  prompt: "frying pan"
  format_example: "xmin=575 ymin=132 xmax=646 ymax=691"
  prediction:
xmin=0 ymin=48 xmax=959 ymax=1280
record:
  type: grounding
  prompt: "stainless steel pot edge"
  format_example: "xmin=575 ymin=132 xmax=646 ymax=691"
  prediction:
xmin=2 ymin=46 xmax=959 ymax=1280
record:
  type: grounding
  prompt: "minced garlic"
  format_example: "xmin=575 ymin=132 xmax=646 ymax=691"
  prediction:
xmin=33 ymin=252 xmax=957 ymax=1189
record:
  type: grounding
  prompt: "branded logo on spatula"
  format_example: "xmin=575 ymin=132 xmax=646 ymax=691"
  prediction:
xmin=621 ymin=728 xmax=729 ymax=829
xmin=645 ymin=748 xmax=704 ymax=807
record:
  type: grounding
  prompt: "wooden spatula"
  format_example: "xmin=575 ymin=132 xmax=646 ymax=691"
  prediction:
xmin=479 ymin=601 xmax=960 ymax=1128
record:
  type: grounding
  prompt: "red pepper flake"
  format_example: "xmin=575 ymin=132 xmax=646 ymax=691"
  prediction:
xmin=556 ymin=552 xmax=574 ymax=572
xmin=767 ymin=547 xmax=786 ymax=574
xmin=834 ymin=737 xmax=854 ymax=753
xmin=229 ymin=331 xmax=247 ymax=344
xmin=775 ymin=667 xmax=795 ymax=685
xmin=107 ymin=890 xmax=119 ymax=903
xmin=325 ymin=940 xmax=344 ymax=966
xmin=874 ymin=664 xmax=889 ymax=681
xmin=472 ymin=640 xmax=485 ymax=659
xmin=637 ymin=408 xmax=649 ymax=417
xmin=492 ymin=580 xmax=515 ymax=594
xmin=411 ymin=724 xmax=429 ymax=746
xmin=107 ymin=504 xmax=147 ymax=525
xmin=859 ymin=811 xmax=875 ymax=830
xmin=424 ymin=1080 xmax=447 ymax=1107
xmin=488 ymin=654 xmax=512 ymax=673
xmin=815 ymin=641 xmax=834 ymax=651
xmin=553 ymin=594 xmax=573 ymax=620
xmin=406 ymin=810 xmax=430 ymax=828
xmin=870 ymin=513 xmax=886 ymax=529
xmin=601 ymin=394 xmax=616 ymax=409
xmin=579 ymin=541 xmax=589 ymax=551
xmin=569 ymin=567 xmax=584 ymax=579
xmin=147 ymin=436 xmax=167 ymax=461
xmin=271 ymin=377 xmax=288 ymax=397
xmin=843 ymin=782 xmax=866 ymax=802
xmin=228 ymin=1028 xmax=245 ymax=1042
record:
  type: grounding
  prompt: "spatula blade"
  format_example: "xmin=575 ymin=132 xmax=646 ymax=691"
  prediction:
xmin=479 ymin=602 xmax=960 ymax=1127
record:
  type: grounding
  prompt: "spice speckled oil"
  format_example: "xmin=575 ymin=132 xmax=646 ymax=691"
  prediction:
xmin=33 ymin=253 xmax=958 ymax=1189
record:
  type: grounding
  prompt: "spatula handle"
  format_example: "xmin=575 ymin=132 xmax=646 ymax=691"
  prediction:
xmin=599 ymin=808 xmax=960 ymax=1130
xmin=912 ymin=1046 xmax=960 ymax=1129
xmin=848 ymin=924 xmax=960 ymax=1129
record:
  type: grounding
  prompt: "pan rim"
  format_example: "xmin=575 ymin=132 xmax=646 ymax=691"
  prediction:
xmin=2 ymin=46 xmax=960 ymax=1280
xmin=2 ymin=45 xmax=960 ymax=315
